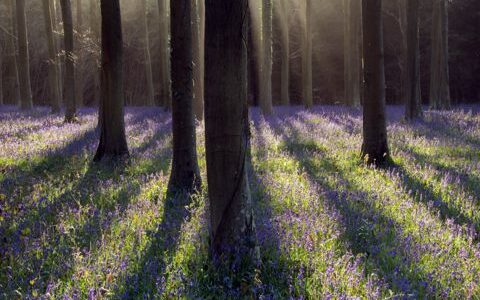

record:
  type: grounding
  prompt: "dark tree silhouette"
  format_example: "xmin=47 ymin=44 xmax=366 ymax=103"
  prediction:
xmin=60 ymin=0 xmax=77 ymax=122
xmin=405 ymin=0 xmax=422 ymax=120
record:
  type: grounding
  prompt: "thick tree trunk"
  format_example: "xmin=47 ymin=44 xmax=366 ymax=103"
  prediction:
xmin=429 ymin=0 xmax=450 ymax=109
xmin=6 ymin=0 xmax=20 ymax=106
xmin=42 ymin=0 xmax=62 ymax=113
xmin=344 ymin=0 xmax=362 ymax=107
xmin=157 ymin=0 xmax=172 ymax=109
xmin=16 ymin=0 xmax=33 ymax=110
xmin=192 ymin=0 xmax=205 ymax=120
xmin=142 ymin=0 xmax=155 ymax=106
xmin=302 ymin=0 xmax=313 ymax=108
xmin=205 ymin=0 xmax=257 ymax=260
xmin=94 ymin=0 xmax=129 ymax=161
xmin=60 ymin=0 xmax=77 ymax=122
xmin=279 ymin=0 xmax=290 ymax=106
xmin=75 ymin=0 xmax=84 ymax=108
xmin=260 ymin=0 xmax=273 ymax=115
xmin=361 ymin=0 xmax=390 ymax=165
xmin=405 ymin=0 xmax=422 ymax=120
xmin=168 ymin=0 xmax=201 ymax=193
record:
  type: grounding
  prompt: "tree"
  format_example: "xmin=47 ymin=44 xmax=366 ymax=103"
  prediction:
xmin=260 ymin=0 xmax=273 ymax=115
xmin=302 ymin=0 xmax=313 ymax=109
xmin=142 ymin=0 xmax=155 ymax=106
xmin=16 ymin=0 xmax=33 ymax=110
xmin=0 ymin=45 xmax=3 ymax=106
xmin=361 ymin=0 xmax=390 ymax=165
xmin=168 ymin=0 xmax=201 ymax=194
xmin=344 ymin=0 xmax=362 ymax=107
xmin=157 ymin=0 xmax=172 ymax=109
xmin=404 ymin=0 xmax=422 ymax=120
xmin=430 ymin=0 xmax=450 ymax=109
xmin=94 ymin=0 xmax=129 ymax=161
xmin=90 ymin=0 xmax=100 ymax=106
xmin=42 ymin=0 xmax=62 ymax=113
xmin=205 ymin=0 xmax=257 ymax=259
xmin=6 ymin=0 xmax=20 ymax=106
xmin=75 ymin=0 xmax=84 ymax=108
xmin=279 ymin=0 xmax=290 ymax=106
xmin=192 ymin=0 xmax=205 ymax=120
xmin=60 ymin=0 xmax=77 ymax=122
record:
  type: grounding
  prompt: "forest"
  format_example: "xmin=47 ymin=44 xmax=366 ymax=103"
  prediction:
xmin=0 ymin=0 xmax=479 ymax=298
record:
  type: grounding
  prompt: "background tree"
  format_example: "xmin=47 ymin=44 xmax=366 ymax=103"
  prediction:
xmin=94 ymin=0 xmax=129 ymax=161
xmin=192 ymin=0 xmax=205 ymax=120
xmin=60 ymin=0 xmax=77 ymax=122
xmin=42 ymin=0 xmax=62 ymax=113
xmin=89 ymin=0 xmax=100 ymax=106
xmin=260 ymin=0 xmax=273 ymax=115
xmin=361 ymin=0 xmax=390 ymax=165
xmin=205 ymin=0 xmax=257 ymax=258
xmin=429 ymin=0 xmax=450 ymax=109
xmin=75 ymin=0 xmax=84 ymax=108
xmin=279 ymin=0 xmax=290 ymax=106
xmin=344 ymin=0 xmax=362 ymax=107
xmin=0 ymin=43 xmax=3 ymax=105
xmin=142 ymin=0 xmax=155 ymax=106
xmin=168 ymin=0 xmax=201 ymax=193
xmin=157 ymin=0 xmax=171 ymax=109
xmin=302 ymin=0 xmax=313 ymax=108
xmin=5 ymin=0 xmax=20 ymax=106
xmin=16 ymin=0 xmax=33 ymax=110
xmin=404 ymin=0 xmax=422 ymax=119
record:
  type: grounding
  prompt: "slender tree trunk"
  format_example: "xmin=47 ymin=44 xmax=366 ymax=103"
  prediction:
xmin=6 ymin=0 xmax=20 ymax=106
xmin=75 ymin=0 xmax=84 ymax=108
xmin=51 ymin=0 xmax=64 ymax=102
xmin=90 ymin=0 xmax=100 ymax=107
xmin=157 ymin=0 xmax=172 ymax=109
xmin=361 ymin=0 xmax=390 ymax=165
xmin=94 ymin=0 xmax=129 ymax=161
xmin=302 ymin=0 xmax=313 ymax=108
xmin=260 ymin=0 xmax=273 ymax=115
xmin=344 ymin=0 xmax=362 ymax=106
xmin=142 ymin=0 xmax=155 ymax=106
xmin=279 ymin=0 xmax=290 ymax=106
xmin=16 ymin=0 xmax=33 ymax=110
xmin=192 ymin=0 xmax=205 ymax=120
xmin=405 ymin=0 xmax=422 ymax=120
xmin=42 ymin=0 xmax=62 ymax=113
xmin=205 ymin=0 xmax=257 ymax=260
xmin=429 ymin=0 xmax=450 ymax=109
xmin=168 ymin=0 xmax=201 ymax=193
xmin=60 ymin=0 xmax=77 ymax=122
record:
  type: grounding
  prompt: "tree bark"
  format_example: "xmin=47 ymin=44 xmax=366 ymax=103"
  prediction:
xmin=344 ymin=0 xmax=362 ymax=107
xmin=5 ymin=0 xmax=20 ymax=106
xmin=429 ymin=0 xmax=450 ymax=109
xmin=42 ymin=0 xmax=62 ymax=113
xmin=60 ymin=0 xmax=77 ymax=122
xmin=94 ymin=0 xmax=129 ymax=161
xmin=192 ymin=0 xmax=205 ymax=120
xmin=404 ymin=0 xmax=422 ymax=120
xmin=90 ymin=0 xmax=100 ymax=107
xmin=16 ymin=0 xmax=33 ymax=110
xmin=302 ymin=0 xmax=313 ymax=108
xmin=142 ymin=0 xmax=155 ymax=106
xmin=205 ymin=0 xmax=257 ymax=260
xmin=157 ymin=0 xmax=172 ymax=109
xmin=279 ymin=0 xmax=290 ymax=106
xmin=75 ymin=0 xmax=84 ymax=108
xmin=0 ymin=50 xmax=3 ymax=105
xmin=260 ymin=0 xmax=273 ymax=115
xmin=168 ymin=0 xmax=201 ymax=194
xmin=361 ymin=0 xmax=390 ymax=165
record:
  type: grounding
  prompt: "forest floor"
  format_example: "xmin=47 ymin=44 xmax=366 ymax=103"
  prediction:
xmin=1 ymin=105 xmax=479 ymax=299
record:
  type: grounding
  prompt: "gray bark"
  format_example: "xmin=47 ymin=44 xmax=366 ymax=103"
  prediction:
xmin=6 ymin=0 xmax=20 ymax=105
xmin=260 ymin=0 xmax=273 ymax=115
xmin=361 ymin=0 xmax=390 ymax=165
xmin=60 ymin=0 xmax=77 ymax=122
xmin=192 ymin=0 xmax=205 ymax=120
xmin=142 ymin=0 xmax=155 ymax=106
xmin=168 ymin=0 xmax=201 ymax=193
xmin=205 ymin=0 xmax=257 ymax=260
xmin=302 ymin=0 xmax=313 ymax=108
xmin=75 ymin=0 xmax=84 ymax=108
xmin=16 ymin=0 xmax=33 ymax=110
xmin=94 ymin=0 xmax=129 ymax=161
xmin=157 ymin=0 xmax=172 ymax=109
xmin=405 ymin=0 xmax=422 ymax=120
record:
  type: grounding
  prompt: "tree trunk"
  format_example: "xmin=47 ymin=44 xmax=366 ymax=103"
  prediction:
xmin=0 ymin=50 xmax=3 ymax=105
xmin=6 ymin=0 xmax=20 ymax=106
xmin=42 ymin=0 xmax=62 ymax=113
xmin=429 ymin=0 xmax=450 ymax=109
xmin=51 ymin=0 xmax=64 ymax=102
xmin=405 ymin=0 xmax=422 ymax=120
xmin=94 ymin=0 xmax=129 ymax=161
xmin=60 ymin=0 xmax=77 ymax=122
xmin=142 ymin=0 xmax=155 ymax=106
xmin=168 ymin=0 xmax=201 ymax=193
xmin=279 ymin=0 xmax=290 ymax=106
xmin=302 ymin=0 xmax=313 ymax=108
xmin=192 ymin=0 xmax=205 ymax=120
xmin=90 ymin=0 xmax=100 ymax=107
xmin=75 ymin=0 xmax=84 ymax=108
xmin=260 ymin=0 xmax=273 ymax=115
xmin=157 ymin=0 xmax=172 ymax=109
xmin=16 ymin=0 xmax=33 ymax=110
xmin=344 ymin=0 xmax=362 ymax=107
xmin=205 ymin=0 xmax=257 ymax=260
xmin=361 ymin=0 xmax=390 ymax=165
